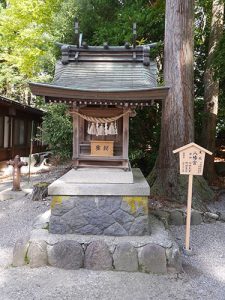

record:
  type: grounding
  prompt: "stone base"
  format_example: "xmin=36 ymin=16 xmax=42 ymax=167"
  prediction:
xmin=50 ymin=195 xmax=150 ymax=236
xmin=48 ymin=168 xmax=150 ymax=236
xmin=13 ymin=216 xmax=182 ymax=274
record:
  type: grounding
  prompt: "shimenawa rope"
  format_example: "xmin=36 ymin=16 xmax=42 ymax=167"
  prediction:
xmin=70 ymin=109 xmax=131 ymax=124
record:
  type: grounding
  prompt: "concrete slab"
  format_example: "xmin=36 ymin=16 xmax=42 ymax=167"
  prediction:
xmin=0 ymin=189 xmax=26 ymax=201
xmin=48 ymin=168 xmax=150 ymax=196
xmin=0 ymin=182 xmax=33 ymax=201
xmin=58 ymin=168 xmax=134 ymax=184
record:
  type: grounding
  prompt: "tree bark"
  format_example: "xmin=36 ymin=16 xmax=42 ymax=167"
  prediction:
xmin=202 ymin=0 xmax=224 ymax=184
xmin=157 ymin=0 xmax=194 ymax=198
xmin=148 ymin=0 xmax=214 ymax=208
xmin=31 ymin=182 xmax=49 ymax=201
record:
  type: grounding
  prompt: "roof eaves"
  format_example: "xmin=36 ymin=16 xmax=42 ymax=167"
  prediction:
xmin=29 ymin=82 xmax=169 ymax=93
xmin=0 ymin=95 xmax=44 ymax=115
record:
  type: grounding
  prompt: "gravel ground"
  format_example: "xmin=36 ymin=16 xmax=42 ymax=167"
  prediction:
xmin=207 ymin=190 xmax=225 ymax=212
xmin=0 ymin=168 xmax=225 ymax=300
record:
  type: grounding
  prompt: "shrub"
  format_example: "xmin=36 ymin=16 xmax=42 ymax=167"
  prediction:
xmin=41 ymin=104 xmax=73 ymax=160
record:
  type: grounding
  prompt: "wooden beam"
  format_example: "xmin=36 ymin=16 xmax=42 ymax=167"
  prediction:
xmin=78 ymin=155 xmax=125 ymax=161
xmin=122 ymin=108 xmax=129 ymax=164
xmin=72 ymin=105 xmax=79 ymax=166
xmin=79 ymin=107 xmax=123 ymax=118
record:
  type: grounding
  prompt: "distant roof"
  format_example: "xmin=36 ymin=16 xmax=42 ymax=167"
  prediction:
xmin=0 ymin=95 xmax=43 ymax=116
xmin=29 ymin=44 xmax=169 ymax=105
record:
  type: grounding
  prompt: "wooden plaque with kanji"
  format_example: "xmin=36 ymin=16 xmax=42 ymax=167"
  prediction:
xmin=179 ymin=147 xmax=205 ymax=175
xmin=91 ymin=140 xmax=114 ymax=156
xmin=173 ymin=142 xmax=212 ymax=176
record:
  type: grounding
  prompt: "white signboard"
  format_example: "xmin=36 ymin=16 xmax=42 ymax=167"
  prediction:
xmin=173 ymin=142 xmax=212 ymax=176
xmin=173 ymin=142 xmax=212 ymax=251
xmin=179 ymin=146 xmax=205 ymax=176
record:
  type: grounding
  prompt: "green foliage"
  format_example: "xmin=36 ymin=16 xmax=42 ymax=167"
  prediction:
xmin=209 ymin=0 xmax=225 ymax=139
xmin=41 ymin=104 xmax=73 ymax=160
xmin=129 ymin=106 xmax=161 ymax=176
xmin=0 ymin=0 xmax=62 ymax=76
xmin=0 ymin=0 xmax=224 ymax=172
xmin=194 ymin=1 xmax=211 ymax=98
xmin=0 ymin=0 xmax=6 ymax=9
xmin=75 ymin=0 xmax=165 ymax=173
xmin=194 ymin=0 xmax=225 ymax=144
xmin=51 ymin=0 xmax=78 ymax=45
xmin=0 ymin=0 xmax=165 ymax=169
xmin=78 ymin=0 xmax=165 ymax=45
xmin=213 ymin=34 xmax=225 ymax=81
xmin=213 ymin=37 xmax=225 ymax=137
xmin=217 ymin=89 xmax=225 ymax=136
xmin=0 ymin=0 xmax=63 ymax=101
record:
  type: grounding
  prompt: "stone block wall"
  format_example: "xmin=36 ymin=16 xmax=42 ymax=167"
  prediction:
xmin=49 ymin=195 xmax=150 ymax=236
xmin=13 ymin=236 xmax=182 ymax=274
xmin=152 ymin=208 xmax=224 ymax=226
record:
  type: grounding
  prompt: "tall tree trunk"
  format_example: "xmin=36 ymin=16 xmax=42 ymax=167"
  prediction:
xmin=158 ymin=0 xmax=194 ymax=198
xmin=202 ymin=0 xmax=224 ymax=184
xmin=148 ymin=0 xmax=214 ymax=209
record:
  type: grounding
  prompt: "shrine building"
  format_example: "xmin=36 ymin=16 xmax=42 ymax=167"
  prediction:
xmin=29 ymin=37 xmax=169 ymax=171
xmin=16 ymin=25 xmax=183 ymax=272
xmin=28 ymin=24 xmax=171 ymax=238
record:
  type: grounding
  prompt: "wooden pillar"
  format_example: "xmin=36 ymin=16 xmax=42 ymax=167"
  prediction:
xmin=122 ymin=108 xmax=129 ymax=169
xmin=11 ymin=117 xmax=15 ymax=158
xmin=73 ymin=105 xmax=79 ymax=167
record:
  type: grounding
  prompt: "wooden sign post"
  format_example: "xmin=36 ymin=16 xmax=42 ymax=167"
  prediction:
xmin=173 ymin=143 xmax=212 ymax=252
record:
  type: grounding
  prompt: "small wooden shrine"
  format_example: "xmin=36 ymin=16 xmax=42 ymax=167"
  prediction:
xmin=30 ymin=28 xmax=169 ymax=170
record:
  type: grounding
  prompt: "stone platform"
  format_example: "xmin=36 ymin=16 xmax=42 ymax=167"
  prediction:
xmin=48 ymin=168 xmax=150 ymax=236
xmin=52 ymin=167 xmax=134 ymax=184
xmin=48 ymin=168 xmax=149 ymax=196
xmin=13 ymin=216 xmax=182 ymax=274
